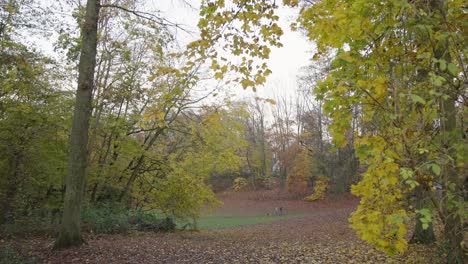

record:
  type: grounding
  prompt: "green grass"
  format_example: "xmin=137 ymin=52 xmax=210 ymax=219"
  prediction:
xmin=86 ymin=207 xmax=312 ymax=232
xmin=186 ymin=212 xmax=310 ymax=230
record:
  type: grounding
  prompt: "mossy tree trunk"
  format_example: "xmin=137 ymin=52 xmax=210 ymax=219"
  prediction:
xmin=54 ymin=0 xmax=100 ymax=249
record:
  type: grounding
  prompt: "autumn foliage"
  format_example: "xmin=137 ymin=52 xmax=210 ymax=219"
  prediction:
xmin=1 ymin=0 xmax=465 ymax=262
xmin=232 ymin=177 xmax=249 ymax=192
xmin=289 ymin=0 xmax=467 ymax=260
xmin=287 ymin=146 xmax=310 ymax=195
xmin=304 ymin=176 xmax=329 ymax=202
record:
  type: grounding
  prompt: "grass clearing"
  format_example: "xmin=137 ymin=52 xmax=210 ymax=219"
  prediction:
xmin=179 ymin=212 xmax=311 ymax=230
xmin=12 ymin=194 xmax=439 ymax=263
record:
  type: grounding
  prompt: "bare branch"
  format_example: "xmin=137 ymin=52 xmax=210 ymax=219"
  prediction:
xmin=99 ymin=4 xmax=195 ymax=34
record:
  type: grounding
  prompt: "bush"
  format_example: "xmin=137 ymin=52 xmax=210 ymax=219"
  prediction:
xmin=0 ymin=207 xmax=62 ymax=237
xmin=136 ymin=217 xmax=176 ymax=232
xmin=81 ymin=203 xmax=129 ymax=234
xmin=82 ymin=204 xmax=178 ymax=234
xmin=304 ymin=176 xmax=329 ymax=201
xmin=129 ymin=209 xmax=160 ymax=224
xmin=232 ymin=177 xmax=248 ymax=191
xmin=255 ymin=176 xmax=277 ymax=190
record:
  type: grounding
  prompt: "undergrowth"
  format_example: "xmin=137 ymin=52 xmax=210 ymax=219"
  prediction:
xmin=0 ymin=245 xmax=36 ymax=264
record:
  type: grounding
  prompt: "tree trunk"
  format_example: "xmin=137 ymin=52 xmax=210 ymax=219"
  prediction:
xmin=54 ymin=0 xmax=100 ymax=249
xmin=409 ymin=186 xmax=436 ymax=244
xmin=429 ymin=0 xmax=464 ymax=261
xmin=410 ymin=64 xmax=436 ymax=245
xmin=440 ymin=96 xmax=464 ymax=263
xmin=0 ymin=152 xmax=21 ymax=225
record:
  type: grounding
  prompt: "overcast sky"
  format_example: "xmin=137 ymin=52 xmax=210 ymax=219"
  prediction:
xmin=33 ymin=0 xmax=313 ymax=103
xmin=152 ymin=0 xmax=312 ymax=101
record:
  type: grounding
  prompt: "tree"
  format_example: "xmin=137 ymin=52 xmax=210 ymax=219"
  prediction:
xmin=135 ymin=104 xmax=246 ymax=225
xmin=51 ymin=0 xmax=286 ymax=245
xmin=297 ymin=60 xmax=360 ymax=194
xmin=241 ymin=98 xmax=273 ymax=188
xmin=288 ymin=0 xmax=466 ymax=260
xmin=0 ymin=0 xmax=71 ymax=226
xmin=287 ymin=144 xmax=310 ymax=195
xmin=0 ymin=45 xmax=70 ymax=225
xmin=409 ymin=186 xmax=436 ymax=244
xmin=270 ymin=95 xmax=296 ymax=183
xmin=55 ymin=0 xmax=100 ymax=248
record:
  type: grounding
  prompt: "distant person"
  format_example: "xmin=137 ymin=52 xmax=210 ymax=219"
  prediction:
xmin=274 ymin=207 xmax=283 ymax=216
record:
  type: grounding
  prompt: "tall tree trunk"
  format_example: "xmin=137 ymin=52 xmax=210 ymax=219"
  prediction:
xmin=429 ymin=1 xmax=464 ymax=262
xmin=410 ymin=61 xmax=437 ymax=244
xmin=54 ymin=0 xmax=100 ymax=249
xmin=440 ymin=96 xmax=463 ymax=263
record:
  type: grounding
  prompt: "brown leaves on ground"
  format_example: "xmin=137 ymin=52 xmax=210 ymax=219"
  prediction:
xmin=11 ymin=192 xmax=438 ymax=263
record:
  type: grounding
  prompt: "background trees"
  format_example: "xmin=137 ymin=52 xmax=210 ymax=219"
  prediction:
xmin=0 ymin=0 xmax=72 ymax=226
xmin=242 ymin=99 xmax=272 ymax=189
xmin=0 ymin=0 xmax=465 ymax=262
xmin=1 ymin=0 xmax=288 ymax=247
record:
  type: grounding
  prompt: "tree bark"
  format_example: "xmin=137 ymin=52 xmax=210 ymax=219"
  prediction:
xmin=429 ymin=1 xmax=464 ymax=262
xmin=440 ymin=96 xmax=464 ymax=263
xmin=54 ymin=0 xmax=100 ymax=249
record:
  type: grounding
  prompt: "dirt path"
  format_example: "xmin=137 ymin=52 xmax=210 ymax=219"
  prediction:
xmin=15 ymin=193 xmax=438 ymax=263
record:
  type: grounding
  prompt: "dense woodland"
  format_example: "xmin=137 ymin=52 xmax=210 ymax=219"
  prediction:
xmin=0 ymin=0 xmax=466 ymax=263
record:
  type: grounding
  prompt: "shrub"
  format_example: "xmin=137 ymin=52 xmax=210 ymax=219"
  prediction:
xmin=0 ymin=207 xmax=62 ymax=237
xmin=232 ymin=177 xmax=248 ymax=191
xmin=254 ymin=176 xmax=277 ymax=190
xmin=81 ymin=203 xmax=129 ymax=234
xmin=0 ymin=245 xmax=36 ymax=264
xmin=153 ymin=171 xmax=221 ymax=223
xmin=81 ymin=204 xmax=180 ymax=234
xmin=304 ymin=176 xmax=329 ymax=201
xmin=136 ymin=217 xmax=176 ymax=232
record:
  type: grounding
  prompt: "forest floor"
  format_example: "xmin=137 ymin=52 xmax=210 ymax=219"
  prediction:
xmin=4 ymin=190 xmax=441 ymax=263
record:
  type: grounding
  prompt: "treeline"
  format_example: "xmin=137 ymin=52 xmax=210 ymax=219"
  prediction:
xmin=1 ymin=0 xmax=465 ymax=262
xmin=0 ymin=0 xmax=244 ymax=230
xmin=0 ymin=0 xmax=355 ymax=237
xmin=291 ymin=0 xmax=467 ymax=262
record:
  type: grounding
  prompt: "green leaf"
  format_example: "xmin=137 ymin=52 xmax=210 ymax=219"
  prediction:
xmin=416 ymin=208 xmax=432 ymax=230
xmin=447 ymin=63 xmax=459 ymax=75
xmin=431 ymin=164 xmax=441 ymax=176
xmin=400 ymin=168 xmax=413 ymax=180
xmin=439 ymin=59 xmax=447 ymax=71
xmin=410 ymin=94 xmax=426 ymax=104
xmin=433 ymin=75 xmax=445 ymax=86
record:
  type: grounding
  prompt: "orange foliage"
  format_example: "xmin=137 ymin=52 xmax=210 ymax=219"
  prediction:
xmin=287 ymin=146 xmax=310 ymax=195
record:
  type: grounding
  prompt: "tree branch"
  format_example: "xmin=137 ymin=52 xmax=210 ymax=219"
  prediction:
xmin=99 ymin=4 xmax=195 ymax=34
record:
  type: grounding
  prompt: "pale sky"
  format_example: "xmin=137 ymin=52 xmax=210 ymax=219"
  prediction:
xmin=154 ymin=1 xmax=312 ymax=102
xmin=32 ymin=0 xmax=313 ymax=103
